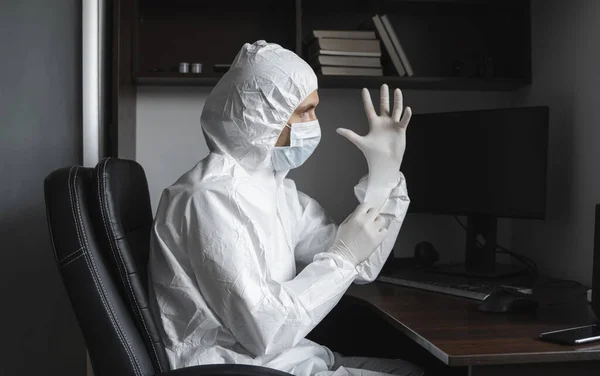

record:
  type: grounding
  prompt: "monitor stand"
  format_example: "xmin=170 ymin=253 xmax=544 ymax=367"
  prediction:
xmin=428 ymin=214 xmax=526 ymax=279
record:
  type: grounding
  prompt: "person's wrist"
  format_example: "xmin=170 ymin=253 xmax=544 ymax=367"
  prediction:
xmin=329 ymin=240 xmax=359 ymax=267
xmin=367 ymin=166 xmax=400 ymax=189
xmin=364 ymin=166 xmax=400 ymax=209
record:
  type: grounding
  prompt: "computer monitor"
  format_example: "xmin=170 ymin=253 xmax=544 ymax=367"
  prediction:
xmin=401 ymin=106 xmax=549 ymax=278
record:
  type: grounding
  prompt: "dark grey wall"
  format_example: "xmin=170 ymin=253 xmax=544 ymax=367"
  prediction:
xmin=0 ymin=1 xmax=84 ymax=375
xmin=511 ymin=0 xmax=600 ymax=286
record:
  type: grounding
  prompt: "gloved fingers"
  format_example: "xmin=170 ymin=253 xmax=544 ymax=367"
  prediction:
xmin=380 ymin=84 xmax=390 ymax=117
xmin=397 ymin=106 xmax=412 ymax=131
xmin=361 ymin=88 xmax=377 ymax=121
xmin=336 ymin=128 xmax=364 ymax=149
xmin=374 ymin=215 xmax=385 ymax=226
xmin=392 ymin=88 xmax=404 ymax=122
xmin=378 ymin=227 xmax=388 ymax=235
xmin=354 ymin=202 xmax=372 ymax=215
xmin=364 ymin=206 xmax=381 ymax=221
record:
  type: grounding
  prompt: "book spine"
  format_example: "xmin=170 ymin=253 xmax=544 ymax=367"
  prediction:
xmin=316 ymin=37 xmax=381 ymax=53
xmin=372 ymin=14 xmax=406 ymax=76
xmin=381 ymin=15 xmax=414 ymax=76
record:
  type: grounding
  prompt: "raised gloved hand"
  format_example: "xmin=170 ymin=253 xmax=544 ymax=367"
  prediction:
xmin=337 ymin=84 xmax=412 ymax=209
xmin=328 ymin=203 xmax=388 ymax=267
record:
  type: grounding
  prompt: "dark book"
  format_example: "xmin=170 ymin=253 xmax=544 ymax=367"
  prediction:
xmin=319 ymin=66 xmax=383 ymax=76
xmin=372 ymin=14 xmax=406 ymax=76
xmin=311 ymin=30 xmax=376 ymax=40
xmin=312 ymin=55 xmax=382 ymax=68
xmin=309 ymin=37 xmax=381 ymax=54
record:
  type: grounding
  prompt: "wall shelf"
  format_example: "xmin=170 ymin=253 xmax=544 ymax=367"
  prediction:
xmin=110 ymin=0 xmax=533 ymax=151
xmin=130 ymin=0 xmax=532 ymax=92
xmin=318 ymin=75 xmax=527 ymax=91
xmin=136 ymin=73 xmax=221 ymax=87
xmin=136 ymin=73 xmax=528 ymax=91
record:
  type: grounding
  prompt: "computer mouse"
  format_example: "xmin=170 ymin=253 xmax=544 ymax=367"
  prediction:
xmin=478 ymin=288 xmax=538 ymax=313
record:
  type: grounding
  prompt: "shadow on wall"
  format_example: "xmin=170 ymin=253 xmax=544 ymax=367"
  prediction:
xmin=0 ymin=206 xmax=85 ymax=374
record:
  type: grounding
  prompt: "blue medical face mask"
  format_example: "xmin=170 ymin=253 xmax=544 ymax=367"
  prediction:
xmin=271 ymin=119 xmax=321 ymax=172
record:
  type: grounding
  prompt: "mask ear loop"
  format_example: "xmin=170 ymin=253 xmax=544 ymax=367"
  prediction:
xmin=274 ymin=123 xmax=292 ymax=149
xmin=278 ymin=123 xmax=291 ymax=135
xmin=285 ymin=124 xmax=299 ymax=148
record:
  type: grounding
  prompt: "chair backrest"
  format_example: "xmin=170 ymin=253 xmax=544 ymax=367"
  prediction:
xmin=45 ymin=159 xmax=296 ymax=376
xmin=44 ymin=165 xmax=156 ymax=376
xmin=90 ymin=157 xmax=169 ymax=372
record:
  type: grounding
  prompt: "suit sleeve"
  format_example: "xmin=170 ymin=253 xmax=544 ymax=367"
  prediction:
xmin=353 ymin=171 xmax=410 ymax=283
xmin=292 ymin=172 xmax=409 ymax=283
xmin=293 ymin=191 xmax=338 ymax=272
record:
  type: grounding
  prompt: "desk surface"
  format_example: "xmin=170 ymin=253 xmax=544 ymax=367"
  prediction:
xmin=346 ymin=282 xmax=600 ymax=367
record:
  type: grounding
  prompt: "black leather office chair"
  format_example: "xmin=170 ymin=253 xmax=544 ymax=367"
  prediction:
xmin=44 ymin=158 xmax=292 ymax=376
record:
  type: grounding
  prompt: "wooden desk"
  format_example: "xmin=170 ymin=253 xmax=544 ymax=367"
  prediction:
xmin=346 ymin=282 xmax=600 ymax=376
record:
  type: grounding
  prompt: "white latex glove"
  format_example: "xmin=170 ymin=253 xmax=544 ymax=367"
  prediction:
xmin=337 ymin=84 xmax=412 ymax=210
xmin=328 ymin=203 xmax=388 ymax=267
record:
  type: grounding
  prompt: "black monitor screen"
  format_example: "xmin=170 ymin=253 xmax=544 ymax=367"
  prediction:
xmin=401 ymin=106 xmax=549 ymax=219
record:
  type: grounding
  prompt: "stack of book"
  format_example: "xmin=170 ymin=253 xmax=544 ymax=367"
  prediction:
xmin=307 ymin=15 xmax=414 ymax=77
xmin=307 ymin=30 xmax=383 ymax=76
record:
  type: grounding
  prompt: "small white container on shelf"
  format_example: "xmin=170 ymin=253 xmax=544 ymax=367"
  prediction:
xmin=191 ymin=63 xmax=202 ymax=73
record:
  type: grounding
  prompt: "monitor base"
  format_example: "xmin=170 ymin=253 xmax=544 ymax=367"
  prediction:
xmin=427 ymin=263 xmax=525 ymax=279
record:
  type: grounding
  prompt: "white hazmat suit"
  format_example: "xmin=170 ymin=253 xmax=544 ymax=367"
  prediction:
xmin=148 ymin=41 xmax=419 ymax=376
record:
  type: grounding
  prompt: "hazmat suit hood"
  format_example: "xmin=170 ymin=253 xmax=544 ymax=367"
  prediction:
xmin=200 ymin=40 xmax=318 ymax=171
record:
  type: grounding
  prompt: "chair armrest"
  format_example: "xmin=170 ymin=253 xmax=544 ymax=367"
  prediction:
xmin=158 ymin=364 xmax=293 ymax=376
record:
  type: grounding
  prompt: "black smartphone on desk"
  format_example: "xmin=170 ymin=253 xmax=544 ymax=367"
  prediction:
xmin=539 ymin=324 xmax=600 ymax=345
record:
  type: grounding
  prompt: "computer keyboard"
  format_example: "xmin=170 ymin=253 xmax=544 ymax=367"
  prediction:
xmin=378 ymin=273 xmax=533 ymax=301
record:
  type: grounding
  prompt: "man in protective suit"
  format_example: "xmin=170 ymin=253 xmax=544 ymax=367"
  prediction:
xmin=148 ymin=40 xmax=423 ymax=376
